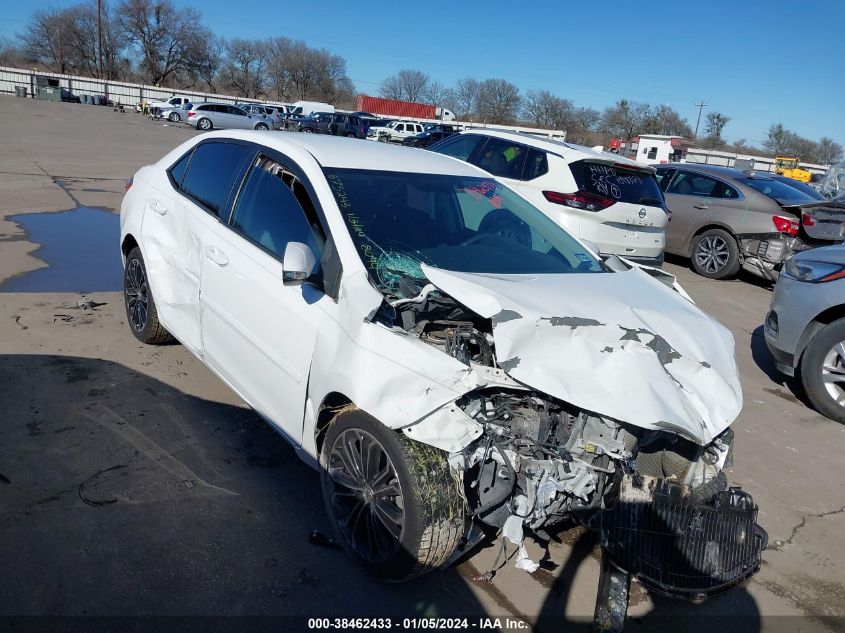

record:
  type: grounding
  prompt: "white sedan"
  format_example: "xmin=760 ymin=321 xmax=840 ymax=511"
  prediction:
xmin=119 ymin=132 xmax=764 ymax=611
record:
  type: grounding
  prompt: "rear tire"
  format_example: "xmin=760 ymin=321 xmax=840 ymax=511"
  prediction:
xmin=690 ymin=228 xmax=740 ymax=279
xmin=123 ymin=247 xmax=174 ymax=345
xmin=302 ymin=128 xmax=313 ymax=133
xmin=800 ymin=318 xmax=845 ymax=424
xmin=168 ymin=112 xmax=180 ymax=122
xmin=346 ymin=132 xmax=356 ymax=138
xmin=197 ymin=117 xmax=212 ymax=131
xmin=255 ymin=123 xmax=269 ymax=130
xmin=320 ymin=409 xmax=465 ymax=581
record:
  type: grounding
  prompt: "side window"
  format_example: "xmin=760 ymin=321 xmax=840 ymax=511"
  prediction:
xmin=431 ymin=134 xmax=484 ymax=161
xmin=713 ymin=181 xmax=740 ymax=199
xmin=229 ymin=105 xmax=246 ymax=116
xmin=395 ymin=124 xmax=405 ymax=132
xmin=180 ymin=141 xmax=253 ymax=216
xmin=231 ymin=155 xmax=326 ymax=260
xmin=667 ymin=171 xmax=718 ymax=197
xmin=168 ymin=149 xmax=193 ymax=188
xmin=647 ymin=147 xmax=658 ymax=160
xmin=523 ymin=149 xmax=548 ymax=180
xmin=655 ymin=169 xmax=676 ymax=191
xmin=473 ymin=138 xmax=528 ymax=180
xmin=335 ymin=114 xmax=347 ymax=124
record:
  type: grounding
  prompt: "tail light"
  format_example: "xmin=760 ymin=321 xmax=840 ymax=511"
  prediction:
xmin=188 ymin=111 xmax=196 ymax=118
xmin=802 ymin=212 xmax=815 ymax=227
xmin=124 ymin=176 xmax=133 ymax=193
xmin=772 ymin=215 xmax=799 ymax=235
xmin=543 ymin=190 xmax=615 ymax=211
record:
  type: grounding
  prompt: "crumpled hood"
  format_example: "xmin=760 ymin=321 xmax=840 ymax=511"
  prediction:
xmin=420 ymin=264 xmax=742 ymax=446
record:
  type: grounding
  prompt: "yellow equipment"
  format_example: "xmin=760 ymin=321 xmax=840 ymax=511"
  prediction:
xmin=775 ymin=156 xmax=814 ymax=184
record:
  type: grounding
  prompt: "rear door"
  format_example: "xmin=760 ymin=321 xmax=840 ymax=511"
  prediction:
xmin=141 ymin=140 xmax=253 ymax=353
xmin=663 ymin=170 xmax=744 ymax=253
xmin=227 ymin=105 xmax=252 ymax=129
xmin=200 ymin=151 xmax=329 ymax=441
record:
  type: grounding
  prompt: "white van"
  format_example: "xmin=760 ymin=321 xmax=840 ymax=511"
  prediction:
xmin=288 ymin=101 xmax=335 ymax=117
xmin=429 ymin=129 xmax=668 ymax=266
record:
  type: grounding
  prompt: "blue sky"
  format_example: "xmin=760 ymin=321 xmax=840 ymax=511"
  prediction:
xmin=3 ymin=0 xmax=843 ymax=146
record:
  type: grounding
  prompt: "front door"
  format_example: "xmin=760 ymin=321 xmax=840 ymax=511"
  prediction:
xmin=200 ymin=152 xmax=328 ymax=441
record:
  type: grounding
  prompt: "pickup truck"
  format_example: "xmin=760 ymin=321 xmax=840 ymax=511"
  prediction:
xmin=366 ymin=120 xmax=425 ymax=143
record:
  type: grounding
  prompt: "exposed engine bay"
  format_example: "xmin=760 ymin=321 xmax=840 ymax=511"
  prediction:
xmin=377 ymin=279 xmax=765 ymax=600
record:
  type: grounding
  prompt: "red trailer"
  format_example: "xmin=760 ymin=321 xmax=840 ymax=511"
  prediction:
xmin=355 ymin=95 xmax=436 ymax=120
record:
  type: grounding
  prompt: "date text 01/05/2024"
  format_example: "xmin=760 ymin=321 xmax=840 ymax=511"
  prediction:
xmin=307 ymin=617 xmax=530 ymax=630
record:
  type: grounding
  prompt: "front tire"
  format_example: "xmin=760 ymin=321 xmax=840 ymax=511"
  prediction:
xmin=690 ymin=228 xmax=740 ymax=279
xmin=801 ymin=318 xmax=845 ymax=424
xmin=123 ymin=247 xmax=174 ymax=345
xmin=197 ymin=117 xmax=212 ymax=131
xmin=320 ymin=409 xmax=465 ymax=581
xmin=168 ymin=112 xmax=180 ymax=122
xmin=255 ymin=123 xmax=269 ymax=130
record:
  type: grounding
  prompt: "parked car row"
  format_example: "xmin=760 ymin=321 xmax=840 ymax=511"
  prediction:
xmin=121 ymin=131 xmax=767 ymax=628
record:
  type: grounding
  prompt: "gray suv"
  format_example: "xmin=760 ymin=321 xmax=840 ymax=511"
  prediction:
xmin=766 ymin=245 xmax=845 ymax=423
xmin=657 ymin=164 xmax=845 ymax=281
xmin=185 ymin=103 xmax=273 ymax=131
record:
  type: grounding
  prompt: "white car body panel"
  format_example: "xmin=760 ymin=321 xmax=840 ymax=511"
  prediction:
xmin=121 ymin=132 xmax=741 ymax=473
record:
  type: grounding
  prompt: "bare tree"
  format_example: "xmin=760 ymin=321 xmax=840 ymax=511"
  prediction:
xmin=116 ymin=0 xmax=205 ymax=85
xmin=0 ymin=36 xmax=25 ymax=67
xmin=522 ymin=89 xmax=572 ymax=129
xmin=222 ymin=38 xmax=267 ymax=98
xmin=704 ymin=112 xmax=730 ymax=148
xmin=475 ymin=78 xmax=520 ymax=124
xmin=600 ymin=99 xmax=652 ymax=144
xmin=379 ymin=68 xmax=430 ymax=102
xmin=642 ymin=104 xmax=692 ymax=137
xmin=817 ymin=137 xmax=844 ymax=165
xmin=20 ymin=7 xmax=77 ymax=73
xmin=187 ymin=33 xmax=223 ymax=92
xmin=423 ymin=80 xmax=452 ymax=107
xmin=452 ymin=77 xmax=479 ymax=119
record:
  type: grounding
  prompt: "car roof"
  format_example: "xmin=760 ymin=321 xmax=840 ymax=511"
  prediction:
xmin=196 ymin=130 xmax=487 ymax=176
xmin=457 ymin=128 xmax=654 ymax=172
xmin=657 ymin=163 xmax=775 ymax=181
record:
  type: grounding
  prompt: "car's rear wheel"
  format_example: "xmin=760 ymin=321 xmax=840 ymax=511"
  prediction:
xmin=320 ymin=409 xmax=465 ymax=581
xmin=124 ymin=247 xmax=174 ymax=345
xmin=346 ymin=132 xmax=356 ymax=138
xmin=801 ymin=318 xmax=845 ymax=424
xmin=168 ymin=112 xmax=180 ymax=122
xmin=690 ymin=228 xmax=740 ymax=279
xmin=255 ymin=123 xmax=269 ymax=130
xmin=197 ymin=117 xmax=212 ymax=131
xmin=302 ymin=128 xmax=313 ymax=133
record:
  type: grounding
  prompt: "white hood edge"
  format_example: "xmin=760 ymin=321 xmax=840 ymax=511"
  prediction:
xmin=420 ymin=264 xmax=743 ymax=446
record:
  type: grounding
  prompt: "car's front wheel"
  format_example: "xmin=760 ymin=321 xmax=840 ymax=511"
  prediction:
xmin=690 ymin=228 xmax=740 ymax=279
xmin=168 ymin=112 xmax=180 ymax=122
xmin=801 ymin=318 xmax=845 ymax=424
xmin=123 ymin=247 xmax=174 ymax=345
xmin=320 ymin=409 xmax=465 ymax=581
xmin=255 ymin=123 xmax=269 ymax=130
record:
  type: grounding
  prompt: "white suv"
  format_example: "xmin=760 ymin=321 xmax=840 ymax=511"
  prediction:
xmin=367 ymin=120 xmax=424 ymax=143
xmin=430 ymin=130 xmax=668 ymax=266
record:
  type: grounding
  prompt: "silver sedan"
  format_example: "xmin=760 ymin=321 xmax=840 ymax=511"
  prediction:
xmin=766 ymin=245 xmax=845 ymax=423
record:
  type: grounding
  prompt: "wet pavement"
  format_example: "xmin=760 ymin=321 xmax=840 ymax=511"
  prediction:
xmin=1 ymin=207 xmax=122 ymax=293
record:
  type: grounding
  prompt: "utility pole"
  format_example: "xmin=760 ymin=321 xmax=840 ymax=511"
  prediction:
xmin=693 ymin=101 xmax=707 ymax=138
xmin=97 ymin=0 xmax=104 ymax=78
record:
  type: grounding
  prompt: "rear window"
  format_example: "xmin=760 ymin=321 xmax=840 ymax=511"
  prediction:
xmin=737 ymin=177 xmax=818 ymax=202
xmin=569 ymin=161 xmax=663 ymax=206
xmin=179 ymin=141 xmax=253 ymax=217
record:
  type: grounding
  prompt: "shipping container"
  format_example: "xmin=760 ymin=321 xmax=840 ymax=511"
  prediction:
xmin=355 ymin=95 xmax=436 ymax=120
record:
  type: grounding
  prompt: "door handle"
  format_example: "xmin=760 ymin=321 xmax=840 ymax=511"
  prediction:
xmin=149 ymin=199 xmax=168 ymax=215
xmin=693 ymin=204 xmax=709 ymax=210
xmin=205 ymin=245 xmax=229 ymax=267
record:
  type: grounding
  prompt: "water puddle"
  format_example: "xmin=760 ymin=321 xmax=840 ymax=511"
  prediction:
xmin=2 ymin=207 xmax=123 ymax=293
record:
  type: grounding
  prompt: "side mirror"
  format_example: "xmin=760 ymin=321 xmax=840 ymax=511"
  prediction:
xmin=283 ymin=241 xmax=317 ymax=283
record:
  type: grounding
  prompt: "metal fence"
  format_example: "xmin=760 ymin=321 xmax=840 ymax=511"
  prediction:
xmin=685 ymin=148 xmax=827 ymax=175
xmin=0 ymin=65 xmax=250 ymax=108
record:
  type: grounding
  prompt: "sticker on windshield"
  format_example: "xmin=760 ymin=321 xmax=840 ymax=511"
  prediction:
xmin=574 ymin=253 xmax=591 ymax=263
xmin=459 ymin=181 xmax=504 ymax=209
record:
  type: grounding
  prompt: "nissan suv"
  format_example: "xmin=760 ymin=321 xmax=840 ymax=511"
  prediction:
xmin=429 ymin=130 xmax=668 ymax=266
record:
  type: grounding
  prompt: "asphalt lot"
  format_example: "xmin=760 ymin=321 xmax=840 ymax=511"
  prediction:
xmin=1 ymin=96 xmax=844 ymax=632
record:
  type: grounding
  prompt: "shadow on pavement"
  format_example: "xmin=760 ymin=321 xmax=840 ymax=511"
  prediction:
xmin=0 ymin=354 xmax=488 ymax=625
xmin=749 ymin=324 xmax=815 ymax=409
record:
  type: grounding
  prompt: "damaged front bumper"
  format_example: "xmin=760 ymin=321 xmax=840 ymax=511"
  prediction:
xmin=598 ymin=477 xmax=767 ymax=601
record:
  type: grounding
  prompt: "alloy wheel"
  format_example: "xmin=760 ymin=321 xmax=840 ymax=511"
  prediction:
xmin=324 ymin=428 xmax=405 ymax=563
xmin=821 ymin=342 xmax=845 ymax=406
xmin=694 ymin=236 xmax=730 ymax=273
xmin=125 ymin=258 xmax=148 ymax=332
